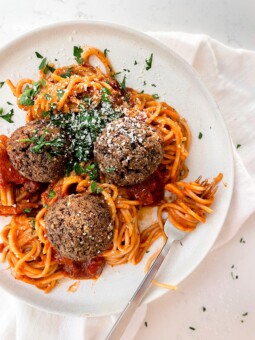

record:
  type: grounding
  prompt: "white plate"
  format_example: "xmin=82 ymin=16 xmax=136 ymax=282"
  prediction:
xmin=0 ymin=21 xmax=234 ymax=316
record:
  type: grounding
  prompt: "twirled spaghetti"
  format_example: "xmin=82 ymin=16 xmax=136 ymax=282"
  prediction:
xmin=0 ymin=46 xmax=223 ymax=292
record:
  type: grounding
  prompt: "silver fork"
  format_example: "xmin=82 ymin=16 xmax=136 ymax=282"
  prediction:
xmin=106 ymin=220 xmax=187 ymax=340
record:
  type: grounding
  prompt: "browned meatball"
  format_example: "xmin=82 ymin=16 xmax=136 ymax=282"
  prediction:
xmin=7 ymin=120 xmax=68 ymax=183
xmin=94 ymin=117 xmax=163 ymax=186
xmin=44 ymin=194 xmax=113 ymax=261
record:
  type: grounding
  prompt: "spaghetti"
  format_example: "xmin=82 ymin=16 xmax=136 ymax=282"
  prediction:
xmin=0 ymin=46 xmax=223 ymax=292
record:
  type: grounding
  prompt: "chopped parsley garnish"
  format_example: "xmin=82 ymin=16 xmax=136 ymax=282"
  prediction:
xmin=30 ymin=218 xmax=35 ymax=229
xmin=144 ymin=321 xmax=148 ymax=327
xmin=7 ymin=101 xmax=13 ymax=105
xmin=39 ymin=57 xmax=47 ymax=70
xmin=104 ymin=48 xmax=110 ymax=56
xmin=0 ymin=81 xmax=4 ymax=88
xmin=106 ymin=167 xmax=116 ymax=173
xmin=123 ymin=68 xmax=130 ymax=72
xmin=19 ymin=81 xmax=41 ymax=106
xmin=41 ymin=111 xmax=50 ymax=118
xmin=50 ymin=104 xmax=122 ymax=171
xmin=134 ymin=60 xmax=138 ymax=65
xmin=145 ymin=53 xmax=153 ymax=70
xmin=57 ymin=89 xmax=65 ymax=100
xmin=90 ymin=181 xmax=102 ymax=194
xmin=38 ymin=55 xmax=55 ymax=74
xmin=143 ymin=81 xmax=147 ymax=86
xmin=198 ymin=132 xmax=203 ymax=139
xmin=41 ymin=79 xmax=46 ymax=88
xmin=73 ymin=46 xmax=83 ymax=64
xmin=202 ymin=306 xmax=207 ymax=312
xmin=74 ymin=162 xmax=99 ymax=181
xmin=101 ymin=87 xmax=111 ymax=103
xmin=35 ymin=51 xmax=43 ymax=59
xmin=44 ymin=93 xmax=52 ymax=101
xmin=23 ymin=208 xmax=32 ymax=213
xmin=140 ymin=90 xmax=144 ymax=94
xmin=151 ymin=83 xmax=157 ymax=87
xmin=189 ymin=327 xmax=196 ymax=331
xmin=20 ymin=129 xmax=65 ymax=155
xmin=119 ymin=75 xmax=127 ymax=91
xmin=152 ymin=94 xmax=159 ymax=99
xmin=60 ymin=68 xmax=72 ymax=78
xmin=0 ymin=108 xmax=14 ymax=123
xmin=44 ymin=204 xmax=49 ymax=209
xmin=112 ymin=71 xmax=121 ymax=78
xmin=49 ymin=190 xmax=56 ymax=199
xmin=47 ymin=65 xmax=56 ymax=73
xmin=240 ymin=237 xmax=245 ymax=244
xmin=236 ymin=144 xmax=241 ymax=149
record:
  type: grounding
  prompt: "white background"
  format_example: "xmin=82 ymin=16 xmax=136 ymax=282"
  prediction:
xmin=0 ymin=1 xmax=255 ymax=339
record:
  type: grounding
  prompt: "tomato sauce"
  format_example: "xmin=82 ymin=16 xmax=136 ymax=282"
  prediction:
xmin=0 ymin=135 xmax=27 ymax=187
xmin=127 ymin=169 xmax=166 ymax=206
xmin=53 ymin=250 xmax=105 ymax=280
xmin=0 ymin=243 xmax=5 ymax=253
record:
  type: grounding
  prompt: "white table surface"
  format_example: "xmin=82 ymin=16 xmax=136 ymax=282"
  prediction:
xmin=0 ymin=1 xmax=255 ymax=339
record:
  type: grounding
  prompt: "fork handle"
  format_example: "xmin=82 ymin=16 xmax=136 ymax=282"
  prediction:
xmin=106 ymin=239 xmax=173 ymax=340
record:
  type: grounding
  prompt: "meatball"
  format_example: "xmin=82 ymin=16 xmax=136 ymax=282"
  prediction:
xmin=94 ymin=117 xmax=163 ymax=186
xmin=44 ymin=194 xmax=113 ymax=261
xmin=7 ymin=120 xmax=68 ymax=183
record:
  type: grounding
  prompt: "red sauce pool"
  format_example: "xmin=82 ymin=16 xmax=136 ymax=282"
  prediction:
xmin=53 ymin=250 xmax=105 ymax=280
xmin=127 ymin=169 xmax=166 ymax=206
xmin=0 ymin=135 xmax=27 ymax=187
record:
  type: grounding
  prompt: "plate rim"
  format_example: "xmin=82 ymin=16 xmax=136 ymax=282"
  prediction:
xmin=0 ymin=19 xmax=234 ymax=316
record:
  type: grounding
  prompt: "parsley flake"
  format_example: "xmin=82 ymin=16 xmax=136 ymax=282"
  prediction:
xmin=0 ymin=108 xmax=14 ymax=123
xmin=44 ymin=93 xmax=52 ymax=101
xmin=7 ymin=101 xmax=13 ymax=106
xmin=152 ymin=94 xmax=159 ymax=99
xmin=104 ymin=48 xmax=110 ymax=56
xmin=144 ymin=321 xmax=148 ymax=327
xmin=189 ymin=327 xmax=196 ymax=331
xmin=41 ymin=79 xmax=46 ymax=88
xmin=101 ymin=87 xmax=111 ymax=103
xmin=90 ymin=181 xmax=102 ymax=194
xmin=119 ymin=75 xmax=127 ymax=91
xmin=19 ymin=81 xmax=41 ymax=106
xmin=145 ymin=53 xmax=153 ymax=70
xmin=106 ymin=167 xmax=116 ymax=173
xmin=236 ymin=144 xmax=241 ymax=149
xmin=74 ymin=46 xmax=83 ymax=64
xmin=134 ymin=60 xmax=138 ymax=65
xmin=39 ymin=57 xmax=47 ymax=70
xmin=30 ymin=219 xmax=35 ymax=229
xmin=0 ymin=81 xmax=5 ymax=88
xmin=198 ymin=132 xmax=203 ymax=139
xmin=57 ymin=89 xmax=65 ymax=100
xmin=35 ymin=51 xmax=43 ymax=59
xmin=49 ymin=190 xmax=56 ymax=199
xmin=23 ymin=208 xmax=32 ymax=213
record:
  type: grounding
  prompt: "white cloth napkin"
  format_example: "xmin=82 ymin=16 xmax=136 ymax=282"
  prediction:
xmin=1 ymin=32 xmax=255 ymax=340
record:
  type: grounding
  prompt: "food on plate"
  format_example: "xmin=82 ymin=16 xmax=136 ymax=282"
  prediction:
xmin=0 ymin=45 xmax=223 ymax=292
xmin=94 ymin=117 xmax=163 ymax=186
xmin=7 ymin=120 xmax=68 ymax=183
xmin=45 ymin=193 xmax=113 ymax=261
